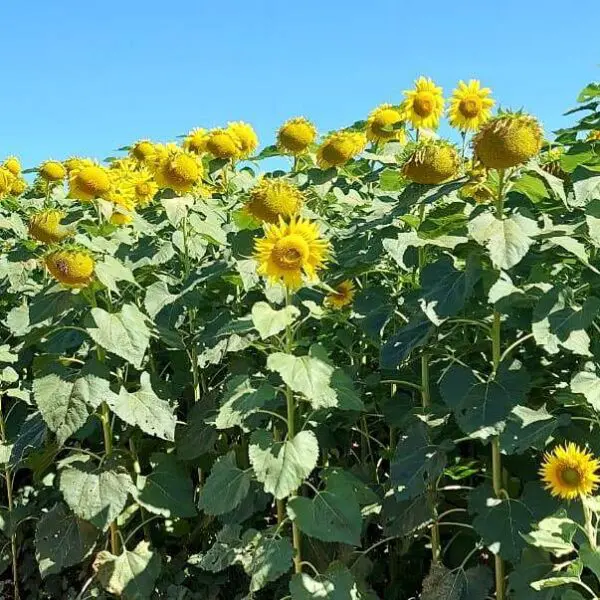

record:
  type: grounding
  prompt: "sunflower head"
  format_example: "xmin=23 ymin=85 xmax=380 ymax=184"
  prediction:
xmin=316 ymin=130 xmax=367 ymax=169
xmin=183 ymin=128 xmax=209 ymax=154
xmin=154 ymin=147 xmax=203 ymax=194
xmin=254 ymin=216 xmax=330 ymax=290
xmin=205 ymin=128 xmax=243 ymax=160
xmin=10 ymin=177 xmax=27 ymax=197
xmin=325 ymin=280 xmax=356 ymax=309
xmin=403 ymin=140 xmax=460 ymax=185
xmin=245 ymin=178 xmax=303 ymax=224
xmin=473 ymin=112 xmax=543 ymax=170
xmin=366 ymin=104 xmax=406 ymax=143
xmin=0 ymin=168 xmax=15 ymax=197
xmin=28 ymin=209 xmax=71 ymax=244
xmin=401 ymin=77 xmax=445 ymax=130
xmin=277 ymin=117 xmax=317 ymax=155
xmin=44 ymin=248 xmax=95 ymax=288
xmin=109 ymin=157 xmax=137 ymax=173
xmin=63 ymin=156 xmax=95 ymax=175
xmin=130 ymin=140 xmax=156 ymax=163
xmin=448 ymin=80 xmax=495 ymax=132
xmin=123 ymin=168 xmax=158 ymax=207
xmin=540 ymin=442 xmax=600 ymax=501
xmin=39 ymin=160 xmax=67 ymax=183
xmin=540 ymin=145 xmax=567 ymax=179
xmin=227 ymin=122 xmax=259 ymax=158
xmin=3 ymin=156 xmax=21 ymax=176
xmin=587 ymin=130 xmax=600 ymax=142
xmin=69 ymin=164 xmax=112 ymax=201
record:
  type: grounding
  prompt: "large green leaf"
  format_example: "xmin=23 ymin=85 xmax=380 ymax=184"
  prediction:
xmin=95 ymin=255 xmax=137 ymax=294
xmin=94 ymin=540 xmax=161 ymax=600
xmin=87 ymin=304 xmax=150 ymax=368
xmin=240 ymin=531 xmax=294 ymax=592
xmin=175 ymin=402 xmax=218 ymax=460
xmin=251 ymin=301 xmax=300 ymax=340
xmin=289 ymin=563 xmax=359 ymax=599
xmin=571 ymin=363 xmax=600 ymax=411
xmin=108 ymin=372 xmax=176 ymax=441
xmin=197 ymin=453 xmax=252 ymax=516
xmin=383 ymin=232 xmax=467 ymax=271
xmin=380 ymin=317 xmax=435 ymax=369
xmin=508 ymin=548 xmax=558 ymax=600
xmin=287 ymin=479 xmax=362 ymax=546
xmin=35 ymin=503 xmax=98 ymax=578
xmin=136 ymin=453 xmax=196 ymax=518
xmin=249 ymin=430 xmax=318 ymax=499
xmin=59 ymin=460 xmax=134 ymax=531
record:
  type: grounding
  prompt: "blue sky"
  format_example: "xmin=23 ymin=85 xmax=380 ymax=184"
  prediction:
xmin=2 ymin=0 xmax=599 ymax=169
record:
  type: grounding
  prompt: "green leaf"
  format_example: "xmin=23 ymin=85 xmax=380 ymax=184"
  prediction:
xmin=440 ymin=361 xmax=530 ymax=439
xmin=94 ymin=540 xmax=161 ymax=600
xmin=249 ymin=430 xmax=319 ymax=499
xmin=197 ymin=453 xmax=252 ymax=516
xmin=571 ymin=365 xmax=600 ymax=411
xmin=380 ymin=317 xmax=434 ymax=369
xmin=241 ymin=531 xmax=294 ymax=592
xmin=579 ymin=543 xmax=600 ymax=581
xmin=508 ymin=547 xmax=556 ymax=600
xmin=289 ymin=563 xmax=359 ymax=599
xmin=251 ymin=301 xmax=300 ymax=339
xmin=267 ymin=349 xmax=337 ymax=409
xmin=418 ymin=255 xmax=479 ymax=324
xmin=33 ymin=360 xmax=115 ymax=445
xmin=161 ymin=196 xmax=193 ymax=226
xmin=586 ymin=199 xmax=600 ymax=247
xmin=469 ymin=211 xmax=538 ymax=270
xmin=175 ymin=402 xmax=218 ymax=460
xmin=95 ymin=256 xmax=137 ymax=294
xmin=523 ymin=515 xmax=577 ymax=557
xmin=287 ymin=478 xmax=362 ymax=546
xmin=136 ymin=453 xmax=196 ymax=518
xmin=87 ymin=304 xmax=150 ymax=368
xmin=143 ymin=280 xmax=178 ymax=319
xmin=188 ymin=525 xmax=242 ymax=572
xmin=59 ymin=461 xmax=134 ymax=531
xmin=108 ymin=372 xmax=176 ymax=441
xmin=35 ymin=503 xmax=98 ymax=578
xmin=390 ymin=422 xmax=451 ymax=501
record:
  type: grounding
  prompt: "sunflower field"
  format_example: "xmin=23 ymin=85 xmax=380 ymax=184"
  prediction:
xmin=2 ymin=76 xmax=600 ymax=600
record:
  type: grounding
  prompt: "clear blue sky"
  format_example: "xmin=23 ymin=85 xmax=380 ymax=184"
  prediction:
xmin=2 ymin=0 xmax=599 ymax=169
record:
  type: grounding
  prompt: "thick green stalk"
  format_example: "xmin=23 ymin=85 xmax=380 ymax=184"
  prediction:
xmin=0 ymin=395 xmax=20 ymax=600
xmin=100 ymin=402 xmax=120 ymax=554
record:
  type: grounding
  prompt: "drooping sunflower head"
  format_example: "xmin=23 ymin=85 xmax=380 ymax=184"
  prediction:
xmin=63 ymin=156 xmax=95 ymax=175
xmin=245 ymin=178 xmax=304 ymax=224
xmin=154 ymin=147 xmax=203 ymax=194
xmin=28 ymin=209 xmax=71 ymax=244
xmin=403 ymin=140 xmax=460 ymax=185
xmin=39 ymin=160 xmax=67 ymax=183
xmin=473 ymin=112 xmax=543 ymax=170
xmin=3 ymin=156 xmax=21 ymax=177
xmin=0 ymin=168 xmax=15 ymax=197
xmin=227 ymin=122 xmax=259 ymax=158
xmin=325 ymin=280 xmax=356 ymax=309
xmin=540 ymin=145 xmax=566 ymax=179
xmin=316 ymin=130 xmax=367 ymax=169
xmin=183 ymin=128 xmax=209 ymax=155
xmin=401 ymin=77 xmax=445 ymax=130
xmin=540 ymin=442 xmax=600 ymax=501
xmin=277 ymin=117 xmax=317 ymax=155
xmin=68 ymin=164 xmax=112 ymax=202
xmin=254 ymin=216 xmax=330 ymax=290
xmin=10 ymin=177 xmax=27 ymax=197
xmin=44 ymin=248 xmax=95 ymax=288
xmin=366 ymin=104 xmax=406 ymax=143
xmin=123 ymin=168 xmax=158 ymax=207
xmin=130 ymin=139 xmax=156 ymax=163
xmin=205 ymin=128 xmax=243 ymax=160
xmin=448 ymin=80 xmax=495 ymax=132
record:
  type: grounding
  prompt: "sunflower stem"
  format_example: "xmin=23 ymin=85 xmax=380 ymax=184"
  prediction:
xmin=583 ymin=499 xmax=597 ymax=550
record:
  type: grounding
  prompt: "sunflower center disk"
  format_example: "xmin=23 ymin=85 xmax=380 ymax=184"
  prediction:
xmin=459 ymin=96 xmax=482 ymax=118
xmin=272 ymin=235 xmax=310 ymax=270
xmin=413 ymin=92 xmax=434 ymax=117
xmin=560 ymin=467 xmax=582 ymax=486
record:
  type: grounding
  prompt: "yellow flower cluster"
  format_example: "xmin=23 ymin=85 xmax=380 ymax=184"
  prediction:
xmin=0 ymin=157 xmax=28 ymax=199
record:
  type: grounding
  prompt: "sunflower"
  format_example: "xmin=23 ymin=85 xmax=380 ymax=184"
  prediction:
xmin=39 ymin=160 xmax=67 ymax=182
xmin=45 ymin=248 xmax=95 ymax=287
xmin=183 ymin=128 xmax=209 ymax=154
xmin=540 ymin=443 xmax=600 ymax=500
xmin=109 ymin=157 xmax=137 ymax=173
xmin=10 ymin=177 xmax=27 ymax=197
xmin=28 ymin=209 xmax=71 ymax=244
xmin=245 ymin=178 xmax=303 ymax=224
xmin=69 ymin=165 xmax=112 ymax=201
xmin=473 ymin=112 xmax=543 ymax=169
xmin=124 ymin=168 xmax=158 ymax=207
xmin=325 ymin=280 xmax=356 ymax=309
xmin=205 ymin=128 xmax=243 ymax=160
xmin=316 ymin=130 xmax=367 ymax=169
xmin=3 ymin=156 xmax=21 ymax=176
xmin=254 ymin=216 xmax=330 ymax=289
xmin=448 ymin=80 xmax=495 ymax=132
xmin=401 ymin=77 xmax=445 ymax=130
xmin=366 ymin=104 xmax=406 ymax=144
xmin=587 ymin=130 xmax=600 ymax=142
xmin=227 ymin=122 xmax=259 ymax=158
xmin=540 ymin=146 xmax=566 ymax=179
xmin=154 ymin=147 xmax=203 ymax=194
xmin=130 ymin=140 xmax=156 ymax=163
xmin=63 ymin=157 xmax=95 ymax=175
xmin=403 ymin=140 xmax=460 ymax=185
xmin=277 ymin=117 xmax=317 ymax=155
xmin=0 ymin=168 xmax=15 ymax=197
